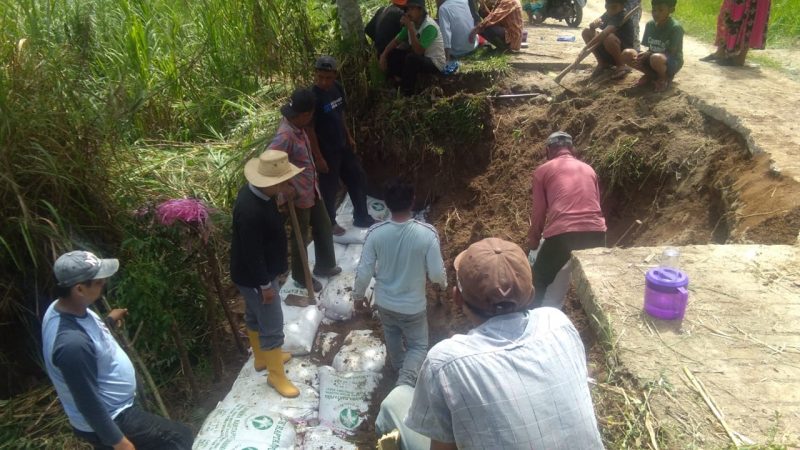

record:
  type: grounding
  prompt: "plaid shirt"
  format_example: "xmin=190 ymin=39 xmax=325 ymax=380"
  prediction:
xmin=269 ymin=118 xmax=320 ymax=209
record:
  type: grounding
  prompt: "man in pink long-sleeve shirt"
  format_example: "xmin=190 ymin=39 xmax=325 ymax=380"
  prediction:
xmin=527 ymin=131 xmax=607 ymax=306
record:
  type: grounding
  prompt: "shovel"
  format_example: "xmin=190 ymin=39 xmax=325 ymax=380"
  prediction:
xmin=552 ymin=5 xmax=641 ymax=89
xmin=286 ymin=199 xmax=316 ymax=307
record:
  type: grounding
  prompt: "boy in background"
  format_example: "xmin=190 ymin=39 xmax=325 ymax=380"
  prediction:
xmin=622 ymin=0 xmax=683 ymax=92
xmin=582 ymin=0 xmax=636 ymax=80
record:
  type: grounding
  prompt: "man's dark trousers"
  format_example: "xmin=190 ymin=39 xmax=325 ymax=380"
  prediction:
xmin=532 ymin=231 xmax=606 ymax=307
xmin=319 ymin=145 xmax=371 ymax=226
xmin=73 ymin=404 xmax=193 ymax=450
xmin=386 ymin=49 xmax=440 ymax=96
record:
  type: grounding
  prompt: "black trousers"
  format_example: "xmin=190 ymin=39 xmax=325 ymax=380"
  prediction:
xmin=73 ymin=404 xmax=193 ymax=450
xmin=319 ymin=145 xmax=370 ymax=225
xmin=386 ymin=49 xmax=441 ymax=96
xmin=532 ymin=231 xmax=606 ymax=307
xmin=479 ymin=25 xmax=508 ymax=50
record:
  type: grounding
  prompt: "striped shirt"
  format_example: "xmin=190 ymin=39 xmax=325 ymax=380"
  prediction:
xmin=353 ymin=219 xmax=447 ymax=315
xmin=405 ymin=308 xmax=603 ymax=449
xmin=269 ymin=118 xmax=320 ymax=209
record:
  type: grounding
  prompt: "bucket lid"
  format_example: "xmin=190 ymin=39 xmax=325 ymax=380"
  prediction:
xmin=645 ymin=267 xmax=689 ymax=288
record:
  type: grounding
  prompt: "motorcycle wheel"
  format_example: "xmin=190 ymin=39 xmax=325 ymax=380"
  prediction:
xmin=565 ymin=4 xmax=582 ymax=28
xmin=532 ymin=11 xmax=546 ymax=25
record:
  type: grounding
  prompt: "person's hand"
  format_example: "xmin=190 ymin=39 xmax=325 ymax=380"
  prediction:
xmin=113 ymin=437 xmax=135 ymax=450
xmin=590 ymin=18 xmax=602 ymax=30
xmin=433 ymin=283 xmax=446 ymax=292
xmin=527 ymin=236 xmax=540 ymax=251
xmin=107 ymin=308 xmax=128 ymax=324
xmin=400 ymin=14 xmax=412 ymax=28
xmin=261 ymin=286 xmax=276 ymax=304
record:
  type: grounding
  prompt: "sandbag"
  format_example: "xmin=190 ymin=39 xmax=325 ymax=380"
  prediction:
xmin=317 ymin=332 xmax=341 ymax=359
xmin=306 ymin=242 xmax=347 ymax=270
xmin=281 ymin=303 xmax=323 ymax=355
xmin=318 ymin=366 xmax=382 ymax=434
xmin=319 ymin=273 xmax=356 ymax=321
xmin=336 ymin=244 xmax=364 ymax=274
xmin=301 ymin=426 xmax=357 ymax=450
xmin=194 ymin=404 xmax=296 ymax=450
xmin=219 ymin=360 xmax=319 ymax=422
xmin=332 ymin=330 xmax=386 ymax=373
xmin=332 ymin=226 xmax=369 ymax=246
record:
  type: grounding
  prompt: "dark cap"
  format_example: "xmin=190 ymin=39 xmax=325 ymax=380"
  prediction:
xmin=280 ymin=88 xmax=316 ymax=119
xmin=454 ymin=238 xmax=533 ymax=315
xmin=405 ymin=0 xmax=426 ymax=9
xmin=315 ymin=55 xmax=338 ymax=72
xmin=546 ymin=131 xmax=573 ymax=148
xmin=54 ymin=251 xmax=119 ymax=287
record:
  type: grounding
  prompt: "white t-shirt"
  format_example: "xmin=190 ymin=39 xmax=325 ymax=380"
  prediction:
xmin=438 ymin=0 xmax=478 ymax=57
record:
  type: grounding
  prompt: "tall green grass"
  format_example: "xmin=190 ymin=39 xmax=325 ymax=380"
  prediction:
xmin=674 ymin=0 xmax=800 ymax=47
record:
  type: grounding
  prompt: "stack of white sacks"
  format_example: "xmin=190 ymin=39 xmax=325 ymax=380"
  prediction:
xmin=194 ymin=197 xmax=390 ymax=450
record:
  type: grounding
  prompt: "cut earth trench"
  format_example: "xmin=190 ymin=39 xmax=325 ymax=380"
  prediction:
xmin=325 ymin=68 xmax=800 ymax=447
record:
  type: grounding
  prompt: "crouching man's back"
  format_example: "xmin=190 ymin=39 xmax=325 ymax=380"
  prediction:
xmin=405 ymin=238 xmax=603 ymax=449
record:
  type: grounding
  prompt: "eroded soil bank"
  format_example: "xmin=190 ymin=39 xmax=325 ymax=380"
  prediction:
xmin=352 ymin=68 xmax=800 ymax=447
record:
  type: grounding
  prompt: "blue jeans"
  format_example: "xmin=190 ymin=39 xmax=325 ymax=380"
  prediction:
xmin=378 ymin=306 xmax=428 ymax=387
xmin=236 ymin=279 xmax=284 ymax=350
xmin=73 ymin=404 xmax=193 ymax=449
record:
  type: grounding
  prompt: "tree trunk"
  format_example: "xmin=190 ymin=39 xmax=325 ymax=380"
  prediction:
xmin=336 ymin=0 xmax=365 ymax=47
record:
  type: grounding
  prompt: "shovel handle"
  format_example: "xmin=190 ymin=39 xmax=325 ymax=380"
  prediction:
xmin=287 ymin=199 xmax=315 ymax=300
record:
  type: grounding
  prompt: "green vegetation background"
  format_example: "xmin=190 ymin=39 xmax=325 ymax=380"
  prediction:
xmin=675 ymin=0 xmax=799 ymax=46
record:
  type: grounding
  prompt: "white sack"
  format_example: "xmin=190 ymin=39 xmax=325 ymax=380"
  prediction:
xmin=193 ymin=404 xmax=296 ymax=450
xmin=301 ymin=426 xmax=357 ymax=450
xmin=306 ymin=242 xmax=347 ymax=270
xmin=219 ymin=360 xmax=319 ymax=422
xmin=332 ymin=330 xmax=386 ymax=373
xmin=281 ymin=303 xmax=323 ymax=355
xmin=318 ymin=366 xmax=382 ymax=434
xmin=319 ymin=273 xmax=356 ymax=321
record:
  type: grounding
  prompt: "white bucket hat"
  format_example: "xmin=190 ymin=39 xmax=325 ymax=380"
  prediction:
xmin=244 ymin=149 xmax=303 ymax=188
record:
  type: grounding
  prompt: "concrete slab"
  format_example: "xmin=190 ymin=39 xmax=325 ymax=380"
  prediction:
xmin=572 ymin=245 xmax=800 ymax=447
xmin=511 ymin=22 xmax=586 ymax=71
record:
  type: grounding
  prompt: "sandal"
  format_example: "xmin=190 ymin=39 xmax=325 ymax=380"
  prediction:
xmin=699 ymin=53 xmax=719 ymax=62
xmin=610 ymin=66 xmax=632 ymax=80
xmin=653 ymin=79 xmax=669 ymax=93
xmin=589 ymin=65 xmax=608 ymax=79
xmin=633 ymin=75 xmax=651 ymax=88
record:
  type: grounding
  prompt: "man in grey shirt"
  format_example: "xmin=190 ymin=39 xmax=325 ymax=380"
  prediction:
xmin=354 ymin=178 xmax=446 ymax=387
xmin=405 ymin=238 xmax=604 ymax=449
xmin=437 ymin=0 xmax=478 ymax=60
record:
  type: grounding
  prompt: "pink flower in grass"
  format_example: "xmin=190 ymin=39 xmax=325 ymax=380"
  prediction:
xmin=156 ymin=198 xmax=211 ymax=227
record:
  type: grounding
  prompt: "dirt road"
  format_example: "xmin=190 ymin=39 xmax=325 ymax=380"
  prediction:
xmin=517 ymin=1 xmax=800 ymax=184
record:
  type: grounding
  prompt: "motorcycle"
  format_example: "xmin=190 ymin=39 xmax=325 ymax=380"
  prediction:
xmin=523 ymin=0 xmax=586 ymax=28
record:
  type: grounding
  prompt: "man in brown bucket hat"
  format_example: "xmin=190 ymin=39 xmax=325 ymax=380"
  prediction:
xmin=404 ymin=237 xmax=603 ymax=449
xmin=230 ymin=149 xmax=303 ymax=398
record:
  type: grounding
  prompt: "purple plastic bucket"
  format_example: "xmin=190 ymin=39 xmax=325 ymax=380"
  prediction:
xmin=643 ymin=268 xmax=689 ymax=320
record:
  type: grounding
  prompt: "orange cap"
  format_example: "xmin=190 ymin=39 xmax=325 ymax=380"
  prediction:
xmin=392 ymin=0 xmax=407 ymax=6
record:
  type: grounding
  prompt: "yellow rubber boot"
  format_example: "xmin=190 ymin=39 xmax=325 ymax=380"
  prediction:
xmin=246 ymin=329 xmax=267 ymax=372
xmin=264 ymin=348 xmax=300 ymax=398
xmin=247 ymin=330 xmax=291 ymax=371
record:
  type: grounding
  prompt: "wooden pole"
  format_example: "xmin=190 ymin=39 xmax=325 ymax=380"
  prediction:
xmin=287 ymin=199 xmax=316 ymax=301
xmin=99 ymin=297 xmax=170 ymax=419
xmin=205 ymin=244 xmax=246 ymax=355
xmin=170 ymin=319 xmax=199 ymax=399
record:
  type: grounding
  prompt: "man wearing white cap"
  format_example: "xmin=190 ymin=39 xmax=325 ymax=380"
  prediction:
xmin=527 ymin=131 xmax=607 ymax=307
xmin=230 ymin=149 xmax=304 ymax=398
xmin=42 ymin=251 xmax=193 ymax=449
xmin=405 ymin=238 xmax=603 ymax=449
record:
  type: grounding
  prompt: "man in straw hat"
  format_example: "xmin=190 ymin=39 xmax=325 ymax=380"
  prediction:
xmin=271 ymin=87 xmax=342 ymax=293
xmin=405 ymin=238 xmax=603 ymax=449
xmin=230 ymin=149 xmax=304 ymax=398
xmin=42 ymin=251 xmax=193 ymax=449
